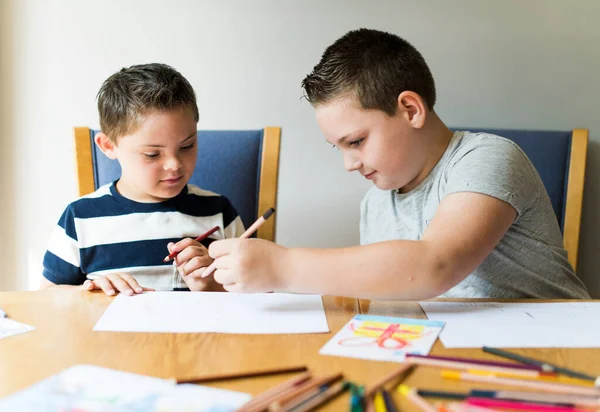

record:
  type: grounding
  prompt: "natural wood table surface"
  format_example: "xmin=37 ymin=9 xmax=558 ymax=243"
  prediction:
xmin=1 ymin=290 xmax=598 ymax=411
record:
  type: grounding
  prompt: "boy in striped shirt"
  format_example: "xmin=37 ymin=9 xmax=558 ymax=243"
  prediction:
xmin=41 ymin=63 xmax=244 ymax=294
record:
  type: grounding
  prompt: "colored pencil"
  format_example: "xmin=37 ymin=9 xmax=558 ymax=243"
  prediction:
xmin=163 ymin=225 xmax=220 ymax=262
xmin=441 ymin=370 xmax=600 ymax=396
xmin=382 ymin=389 xmax=398 ymax=412
xmin=419 ymin=388 xmax=600 ymax=408
xmin=175 ymin=365 xmax=307 ymax=384
xmin=268 ymin=373 xmax=343 ymax=410
xmin=238 ymin=371 xmax=312 ymax=412
xmin=470 ymin=390 xmax=600 ymax=408
xmin=466 ymin=397 xmax=593 ymax=412
xmin=290 ymin=381 xmax=350 ymax=412
xmin=483 ymin=347 xmax=598 ymax=383
xmin=407 ymin=353 xmax=543 ymax=371
xmin=407 ymin=355 xmax=544 ymax=377
xmin=417 ymin=389 xmax=467 ymax=401
xmin=364 ymin=363 xmax=414 ymax=397
xmin=398 ymin=385 xmax=437 ymax=412
xmin=466 ymin=369 xmax=595 ymax=387
xmin=201 ymin=207 xmax=275 ymax=278
xmin=373 ymin=392 xmax=387 ymax=412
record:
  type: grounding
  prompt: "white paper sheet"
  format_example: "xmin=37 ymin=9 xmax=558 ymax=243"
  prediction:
xmin=0 ymin=364 xmax=251 ymax=411
xmin=93 ymin=292 xmax=329 ymax=334
xmin=420 ymin=301 xmax=600 ymax=348
xmin=0 ymin=317 xmax=35 ymax=339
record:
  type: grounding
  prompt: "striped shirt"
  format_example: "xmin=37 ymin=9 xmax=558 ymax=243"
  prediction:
xmin=42 ymin=182 xmax=245 ymax=290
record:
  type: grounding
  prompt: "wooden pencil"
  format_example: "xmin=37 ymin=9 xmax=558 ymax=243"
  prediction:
xmin=406 ymin=353 xmax=543 ymax=371
xmin=176 ymin=365 xmax=307 ymax=384
xmin=407 ymin=356 xmax=545 ymax=377
xmin=441 ymin=370 xmax=600 ymax=397
xmin=237 ymin=371 xmax=312 ymax=412
xmin=364 ymin=363 xmax=414 ymax=397
xmin=483 ymin=347 xmax=598 ymax=383
xmin=267 ymin=373 xmax=343 ymax=410
xmin=398 ymin=384 xmax=437 ymax=412
xmin=290 ymin=381 xmax=350 ymax=412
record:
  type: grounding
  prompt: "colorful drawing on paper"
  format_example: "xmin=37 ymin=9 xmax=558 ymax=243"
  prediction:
xmin=0 ymin=364 xmax=251 ymax=412
xmin=319 ymin=315 xmax=444 ymax=363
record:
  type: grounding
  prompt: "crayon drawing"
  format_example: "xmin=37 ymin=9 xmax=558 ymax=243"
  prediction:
xmin=320 ymin=315 xmax=444 ymax=362
xmin=0 ymin=364 xmax=251 ymax=412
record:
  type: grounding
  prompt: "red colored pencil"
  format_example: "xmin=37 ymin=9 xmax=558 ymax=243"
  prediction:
xmin=162 ymin=225 xmax=220 ymax=262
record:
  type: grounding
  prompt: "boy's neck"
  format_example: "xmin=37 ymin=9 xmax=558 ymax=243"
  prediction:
xmin=399 ymin=111 xmax=454 ymax=194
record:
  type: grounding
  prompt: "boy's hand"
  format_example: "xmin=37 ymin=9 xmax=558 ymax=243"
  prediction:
xmin=207 ymin=238 xmax=288 ymax=293
xmin=82 ymin=274 xmax=153 ymax=296
xmin=168 ymin=238 xmax=221 ymax=291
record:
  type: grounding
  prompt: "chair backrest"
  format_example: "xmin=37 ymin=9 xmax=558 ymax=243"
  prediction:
xmin=451 ymin=128 xmax=588 ymax=271
xmin=74 ymin=127 xmax=281 ymax=241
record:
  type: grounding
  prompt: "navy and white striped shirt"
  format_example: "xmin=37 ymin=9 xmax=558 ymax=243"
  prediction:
xmin=42 ymin=182 xmax=245 ymax=290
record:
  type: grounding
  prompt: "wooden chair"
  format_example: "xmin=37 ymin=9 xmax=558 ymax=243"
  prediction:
xmin=73 ymin=127 xmax=281 ymax=241
xmin=452 ymin=128 xmax=588 ymax=271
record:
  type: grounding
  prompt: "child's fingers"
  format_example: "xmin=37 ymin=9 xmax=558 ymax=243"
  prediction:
xmin=105 ymin=274 xmax=134 ymax=296
xmin=181 ymin=256 xmax=213 ymax=277
xmin=119 ymin=274 xmax=143 ymax=294
xmin=213 ymin=268 xmax=236 ymax=285
xmin=208 ymin=239 xmax=238 ymax=259
xmin=82 ymin=279 xmax=96 ymax=291
xmin=174 ymin=246 xmax=208 ymax=267
xmin=141 ymin=287 xmax=155 ymax=291
xmin=91 ymin=276 xmax=116 ymax=296
xmin=171 ymin=238 xmax=200 ymax=254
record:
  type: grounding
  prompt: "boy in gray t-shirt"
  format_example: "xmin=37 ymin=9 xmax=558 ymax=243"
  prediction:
xmin=201 ymin=29 xmax=589 ymax=299
xmin=361 ymin=130 xmax=589 ymax=298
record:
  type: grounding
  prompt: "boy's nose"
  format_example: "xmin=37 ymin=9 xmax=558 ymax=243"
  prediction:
xmin=164 ymin=156 xmax=183 ymax=171
xmin=344 ymin=154 xmax=362 ymax=172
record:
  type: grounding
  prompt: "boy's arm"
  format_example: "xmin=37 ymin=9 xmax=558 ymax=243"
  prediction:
xmin=210 ymin=191 xmax=516 ymax=299
xmin=39 ymin=277 xmax=78 ymax=290
xmin=282 ymin=192 xmax=516 ymax=299
xmin=41 ymin=207 xmax=88 ymax=288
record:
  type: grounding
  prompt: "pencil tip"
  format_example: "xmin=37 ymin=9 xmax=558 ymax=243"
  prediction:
xmin=163 ymin=256 xmax=171 ymax=262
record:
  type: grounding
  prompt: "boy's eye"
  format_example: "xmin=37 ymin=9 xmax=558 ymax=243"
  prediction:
xmin=349 ymin=138 xmax=364 ymax=148
xmin=143 ymin=153 xmax=159 ymax=159
xmin=181 ymin=142 xmax=196 ymax=151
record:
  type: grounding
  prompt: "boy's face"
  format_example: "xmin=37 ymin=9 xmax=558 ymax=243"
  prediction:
xmin=103 ymin=107 xmax=198 ymax=203
xmin=316 ymin=96 xmax=427 ymax=192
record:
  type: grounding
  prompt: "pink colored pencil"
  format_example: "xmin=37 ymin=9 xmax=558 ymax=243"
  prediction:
xmin=407 ymin=353 xmax=544 ymax=372
xmin=467 ymin=397 xmax=593 ymax=412
xmin=407 ymin=355 xmax=543 ymax=377
xmin=201 ymin=208 xmax=275 ymax=278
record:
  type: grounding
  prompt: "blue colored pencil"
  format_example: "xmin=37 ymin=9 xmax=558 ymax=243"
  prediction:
xmin=382 ymin=389 xmax=399 ymax=412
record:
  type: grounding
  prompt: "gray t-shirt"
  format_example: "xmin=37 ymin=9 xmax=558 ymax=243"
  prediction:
xmin=360 ymin=131 xmax=590 ymax=299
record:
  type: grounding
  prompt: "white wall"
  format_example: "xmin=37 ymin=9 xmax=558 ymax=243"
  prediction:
xmin=1 ymin=0 xmax=599 ymax=295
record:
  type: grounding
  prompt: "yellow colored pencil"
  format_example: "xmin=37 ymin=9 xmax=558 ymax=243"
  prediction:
xmin=374 ymin=391 xmax=387 ymax=412
xmin=467 ymin=369 xmax=596 ymax=387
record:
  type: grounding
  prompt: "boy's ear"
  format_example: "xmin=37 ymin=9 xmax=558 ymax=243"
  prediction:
xmin=396 ymin=91 xmax=427 ymax=129
xmin=94 ymin=132 xmax=118 ymax=160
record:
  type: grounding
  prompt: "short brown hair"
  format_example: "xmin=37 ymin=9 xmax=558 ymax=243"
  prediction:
xmin=97 ymin=63 xmax=199 ymax=142
xmin=301 ymin=28 xmax=436 ymax=115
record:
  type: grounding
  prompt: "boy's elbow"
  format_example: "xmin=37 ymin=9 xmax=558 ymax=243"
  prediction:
xmin=423 ymin=253 xmax=464 ymax=298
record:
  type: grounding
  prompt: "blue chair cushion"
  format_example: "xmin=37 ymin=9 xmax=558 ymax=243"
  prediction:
xmin=451 ymin=128 xmax=571 ymax=230
xmin=90 ymin=130 xmax=264 ymax=231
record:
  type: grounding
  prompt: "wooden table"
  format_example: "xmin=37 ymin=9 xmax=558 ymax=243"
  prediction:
xmin=1 ymin=290 xmax=599 ymax=411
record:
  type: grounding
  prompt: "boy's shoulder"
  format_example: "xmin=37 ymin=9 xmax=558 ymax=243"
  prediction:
xmin=448 ymin=130 xmax=527 ymax=161
xmin=62 ymin=183 xmax=115 ymax=216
